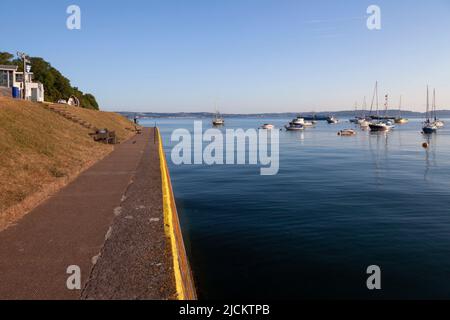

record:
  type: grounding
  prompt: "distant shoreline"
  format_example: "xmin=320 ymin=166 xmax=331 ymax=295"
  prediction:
xmin=118 ymin=110 xmax=450 ymax=119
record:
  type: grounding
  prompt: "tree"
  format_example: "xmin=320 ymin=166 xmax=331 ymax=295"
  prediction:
xmin=0 ymin=51 xmax=99 ymax=110
xmin=0 ymin=52 xmax=14 ymax=65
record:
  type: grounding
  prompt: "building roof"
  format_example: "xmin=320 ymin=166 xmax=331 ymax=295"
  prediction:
xmin=0 ymin=65 xmax=18 ymax=71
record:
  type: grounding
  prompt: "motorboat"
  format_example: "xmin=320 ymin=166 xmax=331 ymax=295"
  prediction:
xmin=290 ymin=116 xmax=314 ymax=128
xmin=285 ymin=123 xmax=305 ymax=131
xmin=292 ymin=117 xmax=314 ymax=126
xmin=326 ymin=116 xmax=339 ymax=124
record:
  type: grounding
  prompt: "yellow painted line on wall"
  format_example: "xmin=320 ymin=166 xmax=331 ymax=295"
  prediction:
xmin=157 ymin=128 xmax=196 ymax=300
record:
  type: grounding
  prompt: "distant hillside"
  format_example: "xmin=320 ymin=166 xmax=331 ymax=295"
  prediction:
xmin=119 ymin=109 xmax=450 ymax=119
xmin=0 ymin=52 xmax=99 ymax=110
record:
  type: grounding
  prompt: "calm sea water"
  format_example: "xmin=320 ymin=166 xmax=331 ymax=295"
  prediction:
xmin=142 ymin=118 xmax=450 ymax=300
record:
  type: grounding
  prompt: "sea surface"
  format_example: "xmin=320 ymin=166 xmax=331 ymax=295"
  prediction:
xmin=142 ymin=118 xmax=450 ymax=299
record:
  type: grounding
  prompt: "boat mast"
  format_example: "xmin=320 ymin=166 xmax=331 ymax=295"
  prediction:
xmin=384 ymin=94 xmax=389 ymax=117
xmin=375 ymin=82 xmax=379 ymax=118
xmin=426 ymin=86 xmax=430 ymax=122
xmin=370 ymin=81 xmax=378 ymax=117
xmin=362 ymin=96 xmax=367 ymax=118
xmin=433 ymin=89 xmax=437 ymax=121
xmin=398 ymin=95 xmax=402 ymax=118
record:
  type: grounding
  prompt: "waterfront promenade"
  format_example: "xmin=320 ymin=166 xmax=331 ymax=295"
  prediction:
xmin=0 ymin=128 xmax=194 ymax=300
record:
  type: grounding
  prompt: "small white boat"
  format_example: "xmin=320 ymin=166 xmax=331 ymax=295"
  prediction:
xmin=291 ymin=117 xmax=304 ymax=125
xmin=338 ymin=129 xmax=357 ymax=136
xmin=288 ymin=116 xmax=314 ymax=129
xmin=291 ymin=117 xmax=314 ymax=127
xmin=327 ymin=116 xmax=339 ymax=124
xmin=434 ymin=120 xmax=445 ymax=128
xmin=260 ymin=124 xmax=275 ymax=130
xmin=359 ymin=119 xmax=370 ymax=128
xmin=285 ymin=124 xmax=304 ymax=131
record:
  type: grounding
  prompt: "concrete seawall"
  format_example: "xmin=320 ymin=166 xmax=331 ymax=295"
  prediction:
xmin=157 ymin=128 xmax=197 ymax=300
xmin=0 ymin=128 xmax=196 ymax=300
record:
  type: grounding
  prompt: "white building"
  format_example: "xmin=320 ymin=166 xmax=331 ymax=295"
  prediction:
xmin=0 ymin=64 xmax=45 ymax=102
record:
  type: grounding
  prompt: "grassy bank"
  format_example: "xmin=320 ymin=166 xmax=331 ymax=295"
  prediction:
xmin=0 ymin=97 xmax=135 ymax=230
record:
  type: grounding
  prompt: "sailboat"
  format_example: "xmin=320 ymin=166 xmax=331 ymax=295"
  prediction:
xmin=432 ymin=89 xmax=445 ymax=128
xmin=422 ymin=86 xmax=438 ymax=134
xmin=369 ymin=82 xmax=395 ymax=132
xmin=359 ymin=96 xmax=370 ymax=128
xmin=349 ymin=102 xmax=360 ymax=123
xmin=212 ymin=110 xmax=224 ymax=126
xmin=394 ymin=95 xmax=408 ymax=124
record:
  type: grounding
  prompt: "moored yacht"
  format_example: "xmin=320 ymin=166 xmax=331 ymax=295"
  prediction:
xmin=423 ymin=86 xmax=438 ymax=134
xmin=349 ymin=102 xmax=364 ymax=124
xmin=291 ymin=116 xmax=314 ymax=127
xmin=326 ymin=116 xmax=339 ymax=124
xmin=369 ymin=120 xmax=395 ymax=132
xmin=212 ymin=110 xmax=225 ymax=126
xmin=394 ymin=95 xmax=409 ymax=124
xmin=285 ymin=123 xmax=304 ymax=131
xmin=432 ymin=89 xmax=445 ymax=128
xmin=368 ymin=84 xmax=395 ymax=132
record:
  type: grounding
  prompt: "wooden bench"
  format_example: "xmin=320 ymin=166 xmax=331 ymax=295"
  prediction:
xmin=90 ymin=129 xmax=117 ymax=144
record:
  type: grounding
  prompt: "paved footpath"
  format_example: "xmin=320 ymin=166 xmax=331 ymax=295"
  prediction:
xmin=0 ymin=128 xmax=176 ymax=300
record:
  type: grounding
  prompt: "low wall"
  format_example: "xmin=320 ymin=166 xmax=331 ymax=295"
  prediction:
xmin=157 ymin=128 xmax=197 ymax=300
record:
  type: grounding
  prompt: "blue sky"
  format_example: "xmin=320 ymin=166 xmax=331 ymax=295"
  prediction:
xmin=3 ymin=0 xmax=450 ymax=112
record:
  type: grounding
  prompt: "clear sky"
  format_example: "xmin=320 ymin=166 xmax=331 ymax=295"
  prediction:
xmin=3 ymin=0 xmax=450 ymax=112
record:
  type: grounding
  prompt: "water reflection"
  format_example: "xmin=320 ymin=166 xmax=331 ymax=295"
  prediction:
xmin=368 ymin=131 xmax=390 ymax=187
xmin=423 ymin=134 xmax=437 ymax=181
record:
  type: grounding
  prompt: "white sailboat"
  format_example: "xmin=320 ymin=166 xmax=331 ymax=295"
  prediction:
xmin=422 ymin=86 xmax=438 ymax=134
xmin=432 ymin=89 xmax=445 ymax=128
xmin=369 ymin=83 xmax=395 ymax=132
xmin=359 ymin=96 xmax=370 ymax=128
xmin=349 ymin=102 xmax=360 ymax=123
xmin=395 ymin=95 xmax=408 ymax=124
xmin=212 ymin=109 xmax=224 ymax=126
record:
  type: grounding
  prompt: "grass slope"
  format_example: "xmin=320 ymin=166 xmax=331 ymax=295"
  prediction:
xmin=0 ymin=97 xmax=135 ymax=230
